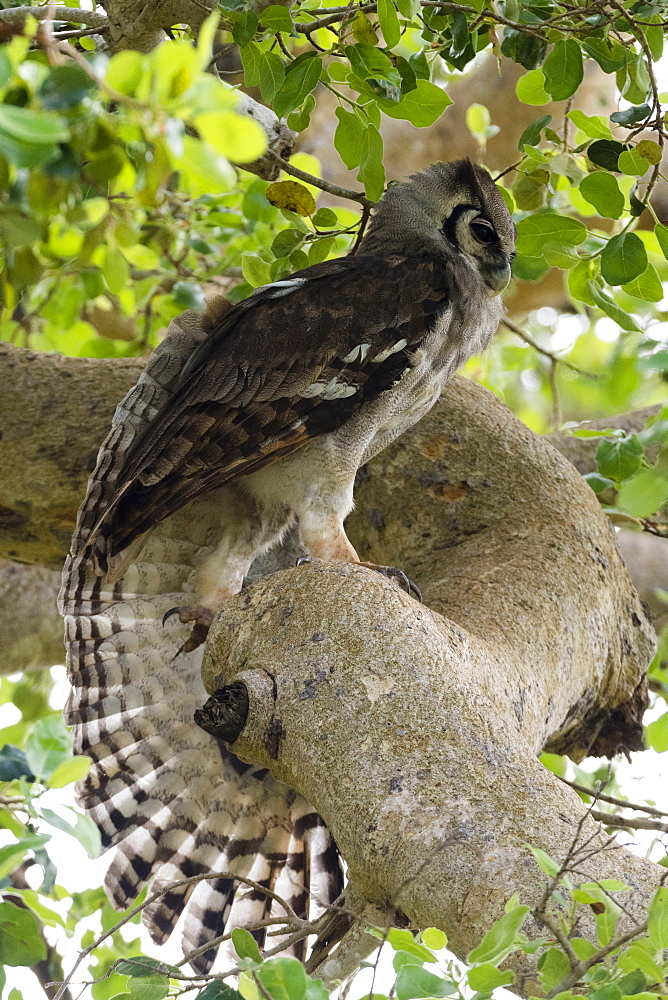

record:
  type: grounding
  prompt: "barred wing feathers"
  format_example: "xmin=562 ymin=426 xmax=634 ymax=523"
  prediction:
xmin=86 ymin=254 xmax=452 ymax=570
xmin=61 ymin=254 xmax=451 ymax=971
xmin=60 ymin=312 xmax=342 ymax=972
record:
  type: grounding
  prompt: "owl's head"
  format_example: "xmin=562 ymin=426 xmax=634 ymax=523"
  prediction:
xmin=362 ymin=159 xmax=516 ymax=295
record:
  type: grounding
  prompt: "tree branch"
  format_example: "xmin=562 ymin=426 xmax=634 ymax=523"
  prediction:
xmin=0 ymin=6 xmax=108 ymax=28
xmin=194 ymin=376 xmax=657 ymax=989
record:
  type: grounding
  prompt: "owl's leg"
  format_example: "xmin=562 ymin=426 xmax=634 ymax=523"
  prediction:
xmin=296 ymin=489 xmax=422 ymax=600
xmin=166 ymin=486 xmax=293 ymax=653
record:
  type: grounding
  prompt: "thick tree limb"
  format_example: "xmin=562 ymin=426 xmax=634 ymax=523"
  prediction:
xmin=199 ymin=380 xmax=657 ymax=989
xmin=0 ymin=342 xmax=664 ymax=673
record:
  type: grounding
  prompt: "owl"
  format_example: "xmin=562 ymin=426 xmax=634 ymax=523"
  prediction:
xmin=60 ymin=159 xmax=515 ymax=971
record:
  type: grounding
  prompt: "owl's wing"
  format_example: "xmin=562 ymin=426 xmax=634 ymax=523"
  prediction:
xmin=61 ymin=312 xmax=343 ymax=973
xmin=86 ymin=253 xmax=452 ymax=569
xmin=61 ymin=252 xmax=452 ymax=973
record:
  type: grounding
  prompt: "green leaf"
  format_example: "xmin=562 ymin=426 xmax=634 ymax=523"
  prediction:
xmin=515 ymin=68 xmax=550 ymax=106
xmin=596 ymin=900 xmax=621 ymax=947
xmin=584 ymin=473 xmax=615 ymax=494
xmin=467 ymin=964 xmax=514 ymax=991
xmin=0 ymin=744 xmax=34 ymax=782
xmin=358 ymin=122 xmax=385 ymax=200
xmin=583 ymin=37 xmax=627 ymax=73
xmin=526 ymin=844 xmax=561 ymax=877
xmin=622 ymin=262 xmax=663 ymax=302
xmin=578 ymin=172 xmax=624 ymax=219
xmin=645 ymin=712 xmax=668 ymax=752
xmin=421 ymin=928 xmax=447 ymax=950
xmin=40 ymin=64 xmax=95 ymax=109
xmin=241 ymin=252 xmax=272 ymax=287
xmin=257 ymin=958 xmax=306 ymax=1000
xmin=587 ymin=139 xmax=629 ymax=171
xmin=287 ymin=93 xmax=315 ymax=132
xmin=587 ymin=281 xmax=640 ymax=332
xmin=515 ymin=214 xmax=587 ymax=256
xmin=312 ymin=207 xmax=338 ymax=228
xmin=198 ymin=986 xmax=245 ymax=1000
xmin=610 ymin=104 xmax=651 ymax=126
xmin=385 ymin=929 xmax=436 ymax=962
xmin=196 ymin=109 xmax=266 ymax=163
xmin=596 ymin=434 xmax=643 ymax=482
xmin=397 ymin=0 xmax=419 ymax=17
xmin=0 ymin=901 xmax=47 ymax=966
xmin=127 ymin=978 xmax=169 ymax=1000
xmin=274 ymin=52 xmax=321 ymax=118
xmin=346 ymin=44 xmax=401 ymax=87
xmin=648 ymin=885 xmax=668 ymax=949
xmin=618 ymin=148 xmax=651 ymax=176
xmin=377 ymin=79 xmax=452 ymax=126
xmin=25 ymin=715 xmax=72 ymax=782
xmin=378 ymin=0 xmax=401 ymax=48
xmin=467 ymin=905 xmax=529 ymax=965
xmin=517 ymin=114 xmax=552 ymax=151
xmin=0 ymin=208 xmax=43 ymax=250
xmin=259 ymin=52 xmax=286 ymax=104
xmin=567 ymin=110 xmax=612 ymax=140
xmin=395 ymin=966 xmax=457 ymax=1000
xmin=538 ymin=947 xmax=571 ymax=993
xmin=0 ymin=105 xmax=69 ymax=144
xmin=102 ymin=246 xmax=131 ymax=295
xmin=618 ymin=940 xmax=664 ymax=983
xmin=232 ymin=927 xmax=264 ymax=963
xmin=543 ymin=39 xmax=583 ymax=101
xmin=259 ymin=5 xmax=293 ymax=33
xmin=334 ymin=108 xmax=366 ymax=169
xmin=48 ymin=755 xmax=91 ymax=788
xmin=654 ymin=223 xmax=668 ymax=260
xmin=232 ymin=11 xmax=259 ymax=46
xmin=0 ymin=835 xmax=50 ymax=880
xmin=617 ymin=468 xmax=668 ymax=518
xmin=542 ymin=241 xmax=579 ymax=269
xmin=638 ymin=350 xmax=668 ymax=372
xmin=241 ymin=40 xmax=262 ymax=87
xmin=600 ymin=232 xmax=647 ymax=286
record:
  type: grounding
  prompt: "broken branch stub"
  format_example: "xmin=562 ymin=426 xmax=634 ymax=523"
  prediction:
xmin=200 ymin=380 xmax=659 ymax=989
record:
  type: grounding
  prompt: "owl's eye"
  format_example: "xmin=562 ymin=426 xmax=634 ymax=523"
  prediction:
xmin=470 ymin=216 xmax=496 ymax=245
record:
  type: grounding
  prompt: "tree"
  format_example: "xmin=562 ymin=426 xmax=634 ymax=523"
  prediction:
xmin=0 ymin=1 xmax=667 ymax=998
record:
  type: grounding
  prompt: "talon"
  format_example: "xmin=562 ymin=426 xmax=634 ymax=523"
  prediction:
xmin=359 ymin=562 xmax=422 ymax=603
xmin=296 ymin=556 xmax=312 ymax=567
xmin=165 ymin=606 xmax=216 ymax=656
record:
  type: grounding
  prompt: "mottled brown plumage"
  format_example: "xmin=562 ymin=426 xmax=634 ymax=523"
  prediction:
xmin=60 ymin=159 xmax=515 ymax=972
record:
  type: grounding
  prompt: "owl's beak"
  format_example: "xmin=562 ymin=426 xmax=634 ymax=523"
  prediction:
xmin=483 ymin=261 xmax=512 ymax=295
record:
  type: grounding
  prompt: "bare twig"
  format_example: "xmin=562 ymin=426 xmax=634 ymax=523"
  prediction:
xmin=559 ymin=776 xmax=668 ymax=819
xmin=502 ymin=318 xmax=600 ymax=379
xmin=266 ymin=150 xmax=374 ymax=208
xmin=589 ymin=809 xmax=668 ymax=833
xmin=53 ymin=869 xmax=306 ymax=1000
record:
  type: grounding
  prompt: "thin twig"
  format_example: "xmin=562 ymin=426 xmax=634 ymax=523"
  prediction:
xmin=502 ymin=318 xmax=600 ymax=379
xmin=588 ymin=809 xmax=668 ymax=833
xmin=266 ymin=151 xmax=374 ymax=207
xmin=53 ymin=869 xmax=305 ymax=1000
xmin=558 ymin=776 xmax=668 ymax=819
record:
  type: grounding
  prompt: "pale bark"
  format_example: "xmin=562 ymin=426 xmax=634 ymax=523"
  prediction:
xmin=200 ymin=380 xmax=658 ymax=990
xmin=0 ymin=340 xmax=664 ymax=672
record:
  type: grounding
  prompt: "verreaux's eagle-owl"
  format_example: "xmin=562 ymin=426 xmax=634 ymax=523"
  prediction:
xmin=60 ymin=159 xmax=515 ymax=972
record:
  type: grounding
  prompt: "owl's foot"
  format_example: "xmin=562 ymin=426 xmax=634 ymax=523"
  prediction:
xmin=163 ymin=605 xmax=215 ymax=655
xmin=359 ymin=562 xmax=422 ymax=602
